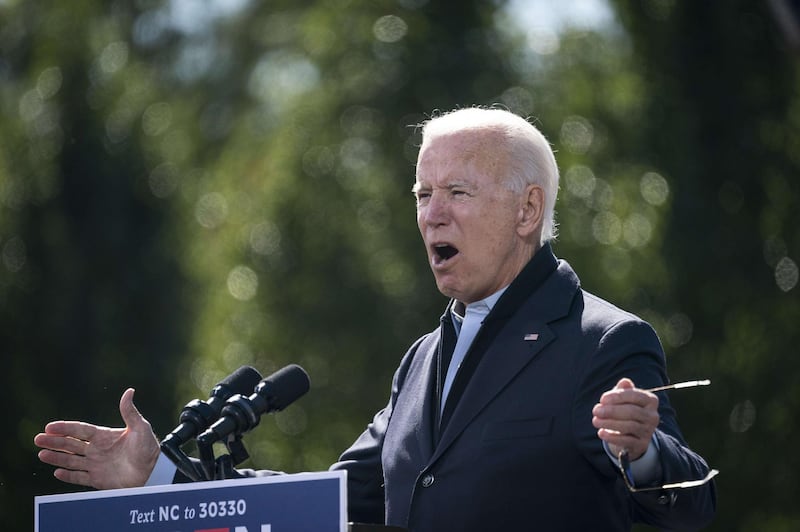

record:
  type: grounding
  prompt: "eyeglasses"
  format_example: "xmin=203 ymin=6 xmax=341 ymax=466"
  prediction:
xmin=616 ymin=379 xmax=720 ymax=493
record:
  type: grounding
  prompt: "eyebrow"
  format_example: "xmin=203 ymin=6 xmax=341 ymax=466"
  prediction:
xmin=411 ymin=181 xmax=474 ymax=194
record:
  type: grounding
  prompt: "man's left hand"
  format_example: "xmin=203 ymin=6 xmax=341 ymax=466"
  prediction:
xmin=592 ymin=378 xmax=659 ymax=460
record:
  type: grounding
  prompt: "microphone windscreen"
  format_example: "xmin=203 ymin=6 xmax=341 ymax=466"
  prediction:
xmin=218 ymin=365 xmax=263 ymax=396
xmin=260 ymin=364 xmax=310 ymax=411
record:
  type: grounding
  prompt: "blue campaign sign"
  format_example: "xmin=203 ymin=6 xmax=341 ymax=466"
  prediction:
xmin=35 ymin=470 xmax=347 ymax=532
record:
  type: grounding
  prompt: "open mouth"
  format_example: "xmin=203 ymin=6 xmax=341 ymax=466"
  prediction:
xmin=433 ymin=244 xmax=459 ymax=263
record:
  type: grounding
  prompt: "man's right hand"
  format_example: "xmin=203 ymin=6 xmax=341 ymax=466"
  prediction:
xmin=34 ymin=388 xmax=160 ymax=489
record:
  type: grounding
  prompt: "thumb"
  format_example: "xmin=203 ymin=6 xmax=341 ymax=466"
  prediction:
xmin=119 ymin=388 xmax=147 ymax=430
xmin=615 ymin=377 xmax=635 ymax=390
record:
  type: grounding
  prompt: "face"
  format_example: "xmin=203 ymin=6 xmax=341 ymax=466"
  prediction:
xmin=414 ymin=129 xmax=543 ymax=304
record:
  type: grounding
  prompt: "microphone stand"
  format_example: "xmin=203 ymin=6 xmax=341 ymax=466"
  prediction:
xmin=196 ymin=430 xmax=252 ymax=481
xmin=160 ymin=439 xmax=205 ymax=482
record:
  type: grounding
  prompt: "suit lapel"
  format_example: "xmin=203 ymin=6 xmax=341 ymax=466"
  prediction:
xmin=432 ymin=319 xmax=555 ymax=460
xmin=394 ymin=331 xmax=438 ymax=460
xmin=431 ymin=260 xmax=580 ymax=461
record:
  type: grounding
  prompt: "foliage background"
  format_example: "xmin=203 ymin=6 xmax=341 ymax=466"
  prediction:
xmin=1 ymin=0 xmax=798 ymax=529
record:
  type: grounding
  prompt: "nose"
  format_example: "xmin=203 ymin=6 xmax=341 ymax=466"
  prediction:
xmin=419 ymin=191 xmax=449 ymax=228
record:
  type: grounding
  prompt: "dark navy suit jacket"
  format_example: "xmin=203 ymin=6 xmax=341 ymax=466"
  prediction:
xmin=332 ymin=245 xmax=716 ymax=531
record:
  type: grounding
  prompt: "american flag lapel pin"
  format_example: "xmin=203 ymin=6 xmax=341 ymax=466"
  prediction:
xmin=524 ymin=333 xmax=539 ymax=341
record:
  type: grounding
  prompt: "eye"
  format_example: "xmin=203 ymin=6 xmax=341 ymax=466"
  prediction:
xmin=414 ymin=191 xmax=431 ymax=205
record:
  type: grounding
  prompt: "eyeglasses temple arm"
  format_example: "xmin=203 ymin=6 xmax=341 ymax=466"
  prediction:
xmin=644 ymin=379 xmax=711 ymax=393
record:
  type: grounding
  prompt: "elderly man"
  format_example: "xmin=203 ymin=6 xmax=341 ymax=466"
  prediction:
xmin=36 ymin=107 xmax=716 ymax=531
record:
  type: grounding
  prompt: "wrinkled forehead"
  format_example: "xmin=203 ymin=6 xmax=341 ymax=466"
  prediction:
xmin=416 ymin=128 xmax=509 ymax=180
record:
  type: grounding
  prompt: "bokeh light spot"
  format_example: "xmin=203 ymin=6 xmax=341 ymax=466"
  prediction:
xmin=775 ymin=257 xmax=798 ymax=292
xmin=373 ymin=15 xmax=408 ymax=43
xmin=623 ymin=213 xmax=653 ymax=248
xmin=190 ymin=358 xmax=220 ymax=394
xmin=560 ymin=115 xmax=594 ymax=154
xmin=106 ymin=107 xmax=136 ymax=144
xmin=98 ymin=41 xmax=129 ymax=74
xmin=250 ymin=221 xmax=282 ymax=256
xmin=36 ymin=67 xmax=63 ymax=99
xmin=223 ymin=341 xmax=254 ymax=370
xmin=142 ymin=101 xmax=173 ymax=136
xmin=499 ymin=86 xmax=535 ymax=116
xmin=195 ymin=192 xmax=229 ymax=229
xmin=591 ymin=211 xmax=621 ymax=245
xmin=227 ymin=265 xmax=258 ymax=301
xmin=591 ymin=179 xmax=614 ymax=210
xmin=18 ymin=90 xmax=43 ymax=122
xmin=640 ymin=171 xmax=669 ymax=206
xmin=729 ymin=400 xmax=757 ymax=433
xmin=148 ymin=162 xmax=180 ymax=198
xmin=248 ymin=51 xmax=320 ymax=108
xmin=564 ymin=165 xmax=597 ymax=199
xmin=340 ymin=137 xmax=375 ymax=172
xmin=526 ymin=28 xmax=560 ymax=55
xmin=664 ymin=312 xmax=693 ymax=348
xmin=303 ymin=146 xmax=337 ymax=178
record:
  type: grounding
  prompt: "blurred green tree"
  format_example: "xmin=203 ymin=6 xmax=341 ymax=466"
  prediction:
xmin=0 ymin=0 xmax=198 ymax=523
xmin=2 ymin=0 xmax=798 ymax=530
xmin=0 ymin=0 xmax=520 ymax=527
xmin=608 ymin=2 xmax=800 ymax=530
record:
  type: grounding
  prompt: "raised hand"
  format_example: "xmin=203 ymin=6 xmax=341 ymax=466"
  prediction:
xmin=592 ymin=378 xmax=660 ymax=460
xmin=34 ymin=388 xmax=161 ymax=489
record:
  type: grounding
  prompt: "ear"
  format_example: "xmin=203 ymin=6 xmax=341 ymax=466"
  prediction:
xmin=517 ymin=184 xmax=545 ymax=239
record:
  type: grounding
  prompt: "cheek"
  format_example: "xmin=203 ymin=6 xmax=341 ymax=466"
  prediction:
xmin=470 ymin=215 xmax=519 ymax=256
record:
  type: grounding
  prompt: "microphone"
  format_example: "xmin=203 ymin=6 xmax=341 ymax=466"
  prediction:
xmin=160 ymin=365 xmax=263 ymax=449
xmin=196 ymin=364 xmax=310 ymax=446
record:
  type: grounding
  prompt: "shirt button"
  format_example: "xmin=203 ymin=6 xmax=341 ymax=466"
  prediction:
xmin=421 ymin=473 xmax=435 ymax=488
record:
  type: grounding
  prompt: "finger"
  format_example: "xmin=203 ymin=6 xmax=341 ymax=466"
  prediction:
xmin=598 ymin=378 xmax=640 ymax=404
xmin=38 ymin=449 xmax=89 ymax=471
xmin=593 ymin=401 xmax=659 ymax=431
xmin=596 ymin=425 xmax=650 ymax=447
xmin=615 ymin=378 xmax=635 ymax=390
xmin=53 ymin=467 xmax=93 ymax=488
xmin=43 ymin=421 xmax=100 ymax=441
xmin=34 ymin=433 xmax=90 ymax=455
xmin=119 ymin=388 xmax=148 ymax=430
xmin=593 ymin=401 xmax=658 ymax=422
xmin=593 ymin=416 xmax=654 ymax=437
xmin=596 ymin=428 xmax=649 ymax=454
xmin=599 ymin=388 xmax=658 ymax=408
xmin=34 ymin=432 xmax=58 ymax=449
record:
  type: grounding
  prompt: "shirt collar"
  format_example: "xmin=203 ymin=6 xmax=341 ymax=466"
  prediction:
xmin=444 ymin=241 xmax=559 ymax=328
xmin=450 ymin=288 xmax=506 ymax=325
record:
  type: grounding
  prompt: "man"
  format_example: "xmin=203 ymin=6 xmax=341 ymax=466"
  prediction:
xmin=35 ymin=107 xmax=716 ymax=531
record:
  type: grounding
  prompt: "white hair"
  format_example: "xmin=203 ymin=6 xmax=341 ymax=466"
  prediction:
xmin=419 ymin=107 xmax=560 ymax=244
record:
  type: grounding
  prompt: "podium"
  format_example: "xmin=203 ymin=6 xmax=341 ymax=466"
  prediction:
xmin=349 ymin=526 xmax=406 ymax=532
xmin=35 ymin=471 xmax=406 ymax=532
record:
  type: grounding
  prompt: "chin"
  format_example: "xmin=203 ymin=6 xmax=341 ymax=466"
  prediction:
xmin=434 ymin=281 xmax=459 ymax=300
